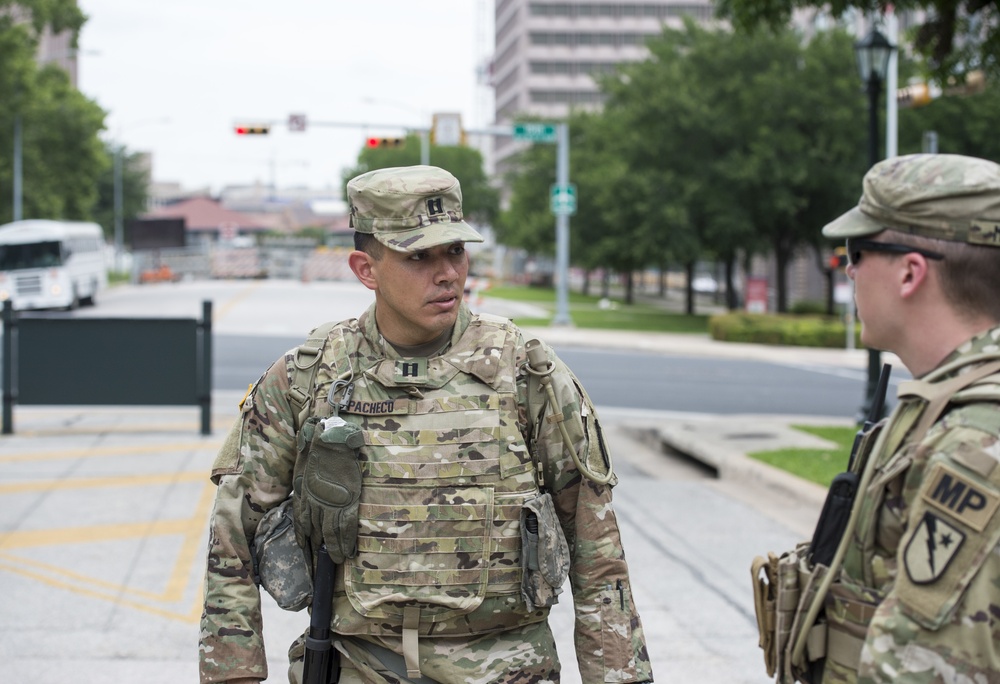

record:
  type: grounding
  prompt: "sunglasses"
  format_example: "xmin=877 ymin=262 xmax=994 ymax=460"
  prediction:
xmin=845 ymin=238 xmax=945 ymax=266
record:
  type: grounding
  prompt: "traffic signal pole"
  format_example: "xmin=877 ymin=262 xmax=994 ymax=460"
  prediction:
xmin=236 ymin=117 xmax=432 ymax=164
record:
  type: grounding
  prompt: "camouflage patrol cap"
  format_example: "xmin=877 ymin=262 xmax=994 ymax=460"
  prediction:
xmin=823 ymin=153 xmax=1000 ymax=247
xmin=347 ymin=165 xmax=484 ymax=253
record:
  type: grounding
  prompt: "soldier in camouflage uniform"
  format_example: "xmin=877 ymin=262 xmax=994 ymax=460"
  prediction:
xmin=199 ymin=165 xmax=653 ymax=684
xmin=757 ymin=153 xmax=1000 ymax=683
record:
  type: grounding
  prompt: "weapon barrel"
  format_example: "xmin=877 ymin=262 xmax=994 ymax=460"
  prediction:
xmin=302 ymin=545 xmax=339 ymax=684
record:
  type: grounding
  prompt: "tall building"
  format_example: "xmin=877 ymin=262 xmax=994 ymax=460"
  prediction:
xmin=491 ymin=0 xmax=715 ymax=169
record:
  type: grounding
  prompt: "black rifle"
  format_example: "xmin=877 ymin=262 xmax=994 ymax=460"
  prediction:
xmin=302 ymin=544 xmax=340 ymax=684
xmin=807 ymin=363 xmax=892 ymax=568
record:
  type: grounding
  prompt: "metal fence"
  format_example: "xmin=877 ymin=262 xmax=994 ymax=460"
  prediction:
xmin=130 ymin=243 xmax=354 ymax=283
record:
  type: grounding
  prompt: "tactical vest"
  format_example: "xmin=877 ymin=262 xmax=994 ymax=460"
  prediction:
xmin=809 ymin=352 xmax=1000 ymax=681
xmin=295 ymin=311 xmax=549 ymax=643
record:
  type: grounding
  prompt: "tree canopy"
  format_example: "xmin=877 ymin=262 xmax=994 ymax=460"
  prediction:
xmin=501 ymin=20 xmax=870 ymax=311
xmin=0 ymin=1 xmax=110 ymax=226
xmin=715 ymin=0 xmax=1000 ymax=84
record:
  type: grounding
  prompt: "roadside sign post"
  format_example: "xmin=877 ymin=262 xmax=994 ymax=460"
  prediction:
xmin=513 ymin=121 xmax=572 ymax=326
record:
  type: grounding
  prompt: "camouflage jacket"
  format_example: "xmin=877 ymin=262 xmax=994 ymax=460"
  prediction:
xmin=824 ymin=326 xmax=1000 ymax=684
xmin=199 ymin=302 xmax=652 ymax=683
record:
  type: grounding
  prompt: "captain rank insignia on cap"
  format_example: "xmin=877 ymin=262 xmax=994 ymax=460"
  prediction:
xmin=970 ymin=220 xmax=1000 ymax=246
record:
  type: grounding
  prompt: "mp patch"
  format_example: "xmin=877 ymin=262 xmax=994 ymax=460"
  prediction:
xmin=904 ymin=511 xmax=965 ymax=584
xmin=921 ymin=463 xmax=1000 ymax=532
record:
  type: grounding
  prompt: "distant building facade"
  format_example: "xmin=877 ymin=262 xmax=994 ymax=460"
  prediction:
xmin=491 ymin=0 xmax=716 ymax=170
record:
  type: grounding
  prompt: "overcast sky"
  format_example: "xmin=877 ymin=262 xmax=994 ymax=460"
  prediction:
xmin=76 ymin=1 xmax=495 ymax=195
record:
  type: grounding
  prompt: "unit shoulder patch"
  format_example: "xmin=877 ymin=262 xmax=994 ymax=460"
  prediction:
xmin=904 ymin=511 xmax=966 ymax=584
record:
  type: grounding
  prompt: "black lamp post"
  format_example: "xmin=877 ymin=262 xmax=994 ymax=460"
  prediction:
xmin=854 ymin=26 xmax=896 ymax=421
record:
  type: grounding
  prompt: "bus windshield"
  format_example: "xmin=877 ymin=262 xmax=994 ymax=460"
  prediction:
xmin=0 ymin=241 xmax=63 ymax=270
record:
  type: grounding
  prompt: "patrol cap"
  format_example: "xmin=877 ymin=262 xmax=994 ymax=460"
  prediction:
xmin=347 ymin=165 xmax=484 ymax=253
xmin=822 ymin=153 xmax=1000 ymax=247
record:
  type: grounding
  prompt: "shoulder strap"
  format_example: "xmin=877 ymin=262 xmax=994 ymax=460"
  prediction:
xmin=287 ymin=321 xmax=339 ymax=432
xmin=897 ymin=359 xmax=1000 ymax=443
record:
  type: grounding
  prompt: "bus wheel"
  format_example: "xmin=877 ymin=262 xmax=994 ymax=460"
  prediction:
xmin=82 ymin=283 xmax=97 ymax=307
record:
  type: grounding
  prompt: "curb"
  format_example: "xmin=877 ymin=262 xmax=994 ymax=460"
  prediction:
xmin=656 ymin=424 xmax=829 ymax=511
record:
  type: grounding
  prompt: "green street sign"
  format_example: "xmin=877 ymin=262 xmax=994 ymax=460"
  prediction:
xmin=550 ymin=183 xmax=577 ymax=216
xmin=512 ymin=122 xmax=558 ymax=143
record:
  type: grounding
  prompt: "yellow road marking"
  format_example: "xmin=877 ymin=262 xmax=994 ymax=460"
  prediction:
xmin=0 ymin=476 xmax=218 ymax=624
xmin=0 ymin=471 xmax=207 ymax=494
xmin=9 ymin=419 xmax=235 ymax=437
xmin=214 ymin=280 xmax=264 ymax=321
xmin=0 ymin=558 xmax=204 ymax=622
xmin=0 ymin=440 xmax=222 ymax=463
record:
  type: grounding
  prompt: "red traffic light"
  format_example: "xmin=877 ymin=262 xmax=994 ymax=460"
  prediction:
xmin=366 ymin=137 xmax=405 ymax=149
xmin=235 ymin=124 xmax=270 ymax=135
xmin=829 ymin=247 xmax=848 ymax=270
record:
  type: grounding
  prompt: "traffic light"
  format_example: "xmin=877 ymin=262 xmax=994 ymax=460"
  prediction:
xmin=366 ymin=137 xmax=405 ymax=148
xmin=235 ymin=124 xmax=270 ymax=135
xmin=896 ymin=82 xmax=933 ymax=109
xmin=829 ymin=246 xmax=848 ymax=270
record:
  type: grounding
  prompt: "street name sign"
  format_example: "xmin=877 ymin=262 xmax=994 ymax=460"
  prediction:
xmin=513 ymin=122 xmax=557 ymax=143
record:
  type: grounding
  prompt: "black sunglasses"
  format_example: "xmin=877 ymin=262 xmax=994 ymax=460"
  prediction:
xmin=846 ymin=238 xmax=945 ymax=266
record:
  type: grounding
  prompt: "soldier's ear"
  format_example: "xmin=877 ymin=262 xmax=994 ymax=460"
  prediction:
xmin=349 ymin=250 xmax=377 ymax=290
xmin=899 ymin=251 xmax=932 ymax=300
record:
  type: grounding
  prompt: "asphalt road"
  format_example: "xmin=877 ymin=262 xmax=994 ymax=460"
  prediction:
xmin=215 ymin=333 xmax=895 ymax=418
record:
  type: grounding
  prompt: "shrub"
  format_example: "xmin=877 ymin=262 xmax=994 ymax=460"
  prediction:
xmin=789 ymin=300 xmax=829 ymax=315
xmin=708 ymin=313 xmax=863 ymax=348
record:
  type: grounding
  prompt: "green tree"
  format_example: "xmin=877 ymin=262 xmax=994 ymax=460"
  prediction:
xmin=716 ymin=0 xmax=998 ymax=85
xmin=341 ymin=135 xmax=499 ymax=225
xmin=608 ymin=21 xmax=865 ymax=312
xmin=0 ymin=1 xmax=108 ymax=224
xmin=0 ymin=0 xmax=85 ymax=36
xmin=898 ymin=85 xmax=1000 ymax=161
xmin=493 ymin=136 xmax=557 ymax=256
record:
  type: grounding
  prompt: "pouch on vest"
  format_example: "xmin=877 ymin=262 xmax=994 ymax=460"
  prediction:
xmin=519 ymin=492 xmax=570 ymax=611
xmin=293 ymin=415 xmax=365 ymax=565
xmin=253 ymin=497 xmax=312 ymax=612
xmin=751 ymin=541 xmax=829 ymax=684
xmin=783 ymin=546 xmax=831 ymax=684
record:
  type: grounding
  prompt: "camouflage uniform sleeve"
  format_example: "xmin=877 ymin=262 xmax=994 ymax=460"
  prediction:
xmin=528 ymin=347 xmax=653 ymax=683
xmin=199 ymin=357 xmax=299 ymax=683
xmin=859 ymin=415 xmax=1000 ymax=683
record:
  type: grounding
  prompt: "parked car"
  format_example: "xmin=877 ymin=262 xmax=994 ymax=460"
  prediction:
xmin=692 ymin=275 xmax=719 ymax=294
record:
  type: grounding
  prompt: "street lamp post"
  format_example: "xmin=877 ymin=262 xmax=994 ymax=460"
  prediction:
xmin=854 ymin=25 xmax=896 ymax=421
xmin=13 ymin=115 xmax=23 ymax=222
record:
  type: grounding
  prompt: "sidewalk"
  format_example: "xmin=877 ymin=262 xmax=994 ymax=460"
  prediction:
xmin=0 ymin=318 xmax=860 ymax=683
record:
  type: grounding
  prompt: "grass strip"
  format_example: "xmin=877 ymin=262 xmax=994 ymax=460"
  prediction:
xmin=748 ymin=425 xmax=858 ymax=487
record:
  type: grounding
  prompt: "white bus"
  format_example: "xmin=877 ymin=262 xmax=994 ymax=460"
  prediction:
xmin=0 ymin=219 xmax=108 ymax=310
